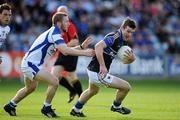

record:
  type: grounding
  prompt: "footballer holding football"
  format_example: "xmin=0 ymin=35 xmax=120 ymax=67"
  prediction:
xmin=70 ymin=17 xmax=136 ymax=117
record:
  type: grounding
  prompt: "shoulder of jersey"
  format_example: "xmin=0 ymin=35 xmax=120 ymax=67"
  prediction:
xmin=0 ymin=25 xmax=10 ymax=31
xmin=105 ymin=31 xmax=119 ymax=40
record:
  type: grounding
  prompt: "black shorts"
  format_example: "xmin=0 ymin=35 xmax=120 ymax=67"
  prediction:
xmin=54 ymin=53 xmax=78 ymax=72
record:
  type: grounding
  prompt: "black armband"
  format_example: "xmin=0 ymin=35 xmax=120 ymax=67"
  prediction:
xmin=80 ymin=44 xmax=84 ymax=49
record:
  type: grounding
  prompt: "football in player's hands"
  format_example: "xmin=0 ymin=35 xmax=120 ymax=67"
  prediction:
xmin=117 ymin=46 xmax=135 ymax=64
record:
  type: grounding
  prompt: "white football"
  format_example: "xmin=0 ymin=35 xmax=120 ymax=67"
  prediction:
xmin=117 ymin=45 xmax=132 ymax=62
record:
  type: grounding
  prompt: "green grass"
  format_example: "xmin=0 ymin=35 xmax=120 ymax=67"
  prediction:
xmin=0 ymin=78 xmax=180 ymax=120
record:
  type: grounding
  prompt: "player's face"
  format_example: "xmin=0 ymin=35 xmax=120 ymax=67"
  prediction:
xmin=122 ymin=26 xmax=135 ymax=41
xmin=0 ymin=10 xmax=12 ymax=26
xmin=61 ymin=16 xmax=70 ymax=32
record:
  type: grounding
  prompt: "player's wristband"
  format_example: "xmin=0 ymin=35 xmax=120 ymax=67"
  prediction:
xmin=80 ymin=44 xmax=84 ymax=49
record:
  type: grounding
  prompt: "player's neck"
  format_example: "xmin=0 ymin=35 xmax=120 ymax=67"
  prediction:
xmin=0 ymin=22 xmax=7 ymax=27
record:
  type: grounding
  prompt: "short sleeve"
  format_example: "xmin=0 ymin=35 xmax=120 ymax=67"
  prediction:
xmin=51 ymin=26 xmax=65 ymax=45
xmin=103 ymin=36 xmax=115 ymax=47
xmin=52 ymin=34 xmax=65 ymax=45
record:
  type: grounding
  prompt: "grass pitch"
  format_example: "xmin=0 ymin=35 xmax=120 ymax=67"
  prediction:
xmin=0 ymin=78 xmax=180 ymax=120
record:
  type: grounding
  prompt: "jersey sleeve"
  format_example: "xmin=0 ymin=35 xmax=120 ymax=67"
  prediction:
xmin=103 ymin=35 xmax=115 ymax=47
xmin=52 ymin=34 xmax=65 ymax=44
xmin=51 ymin=26 xmax=65 ymax=45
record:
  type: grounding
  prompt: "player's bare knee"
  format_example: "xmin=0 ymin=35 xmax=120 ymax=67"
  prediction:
xmin=124 ymin=82 xmax=131 ymax=92
xmin=125 ymin=83 xmax=131 ymax=92
xmin=50 ymin=77 xmax=59 ymax=87
xmin=53 ymin=73 xmax=59 ymax=78
xmin=26 ymin=85 xmax=37 ymax=93
xmin=118 ymin=82 xmax=131 ymax=92
xmin=88 ymin=88 xmax=99 ymax=96
xmin=127 ymin=82 xmax=131 ymax=91
xmin=53 ymin=79 xmax=59 ymax=87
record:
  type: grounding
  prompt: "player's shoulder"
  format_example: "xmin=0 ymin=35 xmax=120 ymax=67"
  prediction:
xmin=49 ymin=25 xmax=61 ymax=35
xmin=6 ymin=26 xmax=10 ymax=32
xmin=0 ymin=25 xmax=10 ymax=32
xmin=104 ymin=30 xmax=119 ymax=39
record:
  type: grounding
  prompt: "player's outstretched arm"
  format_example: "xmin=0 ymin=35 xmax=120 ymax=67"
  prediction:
xmin=81 ymin=36 xmax=93 ymax=49
xmin=58 ymin=44 xmax=95 ymax=57
xmin=67 ymin=39 xmax=79 ymax=47
xmin=70 ymin=36 xmax=93 ymax=50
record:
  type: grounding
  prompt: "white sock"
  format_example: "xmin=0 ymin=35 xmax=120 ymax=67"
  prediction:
xmin=10 ymin=100 xmax=17 ymax=106
xmin=73 ymin=106 xmax=81 ymax=113
xmin=44 ymin=102 xmax=51 ymax=107
xmin=112 ymin=104 xmax=121 ymax=109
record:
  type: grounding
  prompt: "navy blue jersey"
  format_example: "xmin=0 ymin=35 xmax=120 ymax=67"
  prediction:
xmin=88 ymin=30 xmax=128 ymax=72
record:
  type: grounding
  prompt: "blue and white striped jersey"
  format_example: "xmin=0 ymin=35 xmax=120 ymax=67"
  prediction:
xmin=23 ymin=25 xmax=65 ymax=67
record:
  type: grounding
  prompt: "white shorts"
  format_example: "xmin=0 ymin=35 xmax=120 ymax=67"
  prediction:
xmin=86 ymin=69 xmax=114 ymax=86
xmin=21 ymin=60 xmax=40 ymax=80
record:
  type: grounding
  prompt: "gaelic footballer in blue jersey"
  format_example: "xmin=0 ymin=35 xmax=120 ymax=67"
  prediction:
xmin=0 ymin=3 xmax=12 ymax=64
xmin=4 ymin=12 xmax=94 ymax=118
xmin=70 ymin=17 xmax=136 ymax=117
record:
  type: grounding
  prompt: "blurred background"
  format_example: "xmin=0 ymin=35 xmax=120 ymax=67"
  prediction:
xmin=0 ymin=0 xmax=180 ymax=80
xmin=1 ymin=1 xmax=179 ymax=119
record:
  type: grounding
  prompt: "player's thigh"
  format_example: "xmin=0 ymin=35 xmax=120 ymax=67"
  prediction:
xmin=65 ymin=71 xmax=78 ymax=82
xmin=109 ymin=76 xmax=131 ymax=90
xmin=35 ymin=69 xmax=59 ymax=86
xmin=51 ymin=65 xmax=64 ymax=78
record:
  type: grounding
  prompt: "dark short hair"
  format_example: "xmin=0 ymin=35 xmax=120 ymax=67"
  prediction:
xmin=0 ymin=3 xmax=11 ymax=13
xmin=52 ymin=12 xmax=68 ymax=25
xmin=122 ymin=17 xmax=136 ymax=29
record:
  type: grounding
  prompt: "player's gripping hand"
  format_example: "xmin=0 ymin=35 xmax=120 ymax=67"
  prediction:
xmin=68 ymin=39 xmax=79 ymax=47
xmin=99 ymin=65 xmax=108 ymax=79
xmin=123 ymin=49 xmax=135 ymax=64
xmin=81 ymin=36 xmax=93 ymax=49
xmin=83 ymin=48 xmax=95 ymax=57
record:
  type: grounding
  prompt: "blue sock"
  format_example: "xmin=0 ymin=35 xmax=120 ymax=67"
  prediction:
xmin=74 ymin=101 xmax=84 ymax=109
xmin=113 ymin=100 xmax=121 ymax=107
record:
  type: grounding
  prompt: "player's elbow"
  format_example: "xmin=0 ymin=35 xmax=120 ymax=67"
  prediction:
xmin=57 ymin=44 xmax=70 ymax=56
xmin=59 ymin=47 xmax=70 ymax=56
xmin=95 ymin=43 xmax=102 ymax=52
xmin=61 ymin=50 xmax=69 ymax=56
xmin=95 ymin=43 xmax=99 ymax=50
